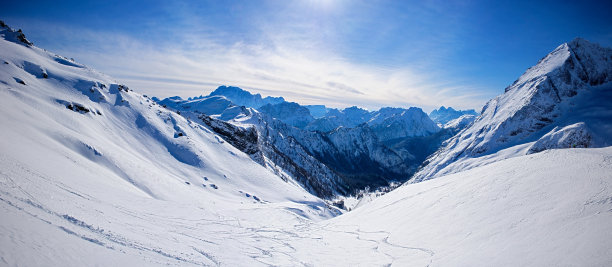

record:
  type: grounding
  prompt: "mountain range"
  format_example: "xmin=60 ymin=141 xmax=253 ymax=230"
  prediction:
xmin=429 ymin=106 xmax=478 ymax=125
xmin=1 ymin=22 xmax=612 ymax=265
xmin=158 ymin=87 xmax=446 ymax=198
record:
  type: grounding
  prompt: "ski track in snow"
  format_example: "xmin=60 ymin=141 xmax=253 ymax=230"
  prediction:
xmin=0 ymin=154 xmax=427 ymax=266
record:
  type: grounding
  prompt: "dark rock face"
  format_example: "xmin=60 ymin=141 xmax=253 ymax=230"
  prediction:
xmin=199 ymin=115 xmax=261 ymax=157
xmin=199 ymin=114 xmax=342 ymax=198
xmin=0 ymin=21 xmax=33 ymax=46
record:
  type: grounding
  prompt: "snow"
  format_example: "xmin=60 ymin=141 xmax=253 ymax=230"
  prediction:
xmin=528 ymin=122 xmax=592 ymax=153
xmin=330 ymin=147 xmax=612 ymax=266
xmin=3 ymin=126 xmax=612 ymax=266
xmin=208 ymin=85 xmax=285 ymax=109
xmin=413 ymin=38 xmax=612 ymax=182
xmin=429 ymin=106 xmax=478 ymax=125
xmin=443 ymin=114 xmax=476 ymax=130
xmin=159 ymin=91 xmax=440 ymax=198
xmin=258 ymin=102 xmax=314 ymax=128
xmin=2 ymin=24 xmax=611 ymax=266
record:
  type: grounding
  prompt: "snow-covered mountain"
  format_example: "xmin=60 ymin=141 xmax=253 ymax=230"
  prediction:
xmin=306 ymin=106 xmax=441 ymax=141
xmin=258 ymin=101 xmax=315 ymax=128
xmin=157 ymin=98 xmax=417 ymax=197
xmin=0 ymin=19 xmax=335 ymax=228
xmin=2 ymin=23 xmax=612 ymax=266
xmin=208 ymin=85 xmax=285 ymax=108
xmin=306 ymin=106 xmax=373 ymax=131
xmin=443 ymin=114 xmax=476 ymax=131
xmin=304 ymin=104 xmax=329 ymax=118
xmin=429 ymin=106 xmax=478 ymax=125
xmin=156 ymin=95 xmax=254 ymax=121
xmin=203 ymin=86 xmax=442 ymax=142
xmin=159 ymin=89 xmax=444 ymax=197
xmin=413 ymin=38 xmax=612 ymax=182
xmin=367 ymin=107 xmax=440 ymax=141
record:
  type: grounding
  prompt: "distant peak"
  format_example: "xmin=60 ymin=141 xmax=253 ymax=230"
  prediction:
xmin=211 ymin=85 xmax=248 ymax=94
xmin=207 ymin=85 xmax=285 ymax=108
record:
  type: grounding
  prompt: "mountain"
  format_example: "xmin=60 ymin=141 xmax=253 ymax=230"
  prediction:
xmin=306 ymin=106 xmax=441 ymax=141
xmin=3 ymin=23 xmax=612 ymax=266
xmin=0 ymin=19 xmax=336 ymax=231
xmin=158 ymin=97 xmax=417 ymax=197
xmin=442 ymin=114 xmax=476 ymax=131
xmin=306 ymin=106 xmax=373 ymax=132
xmin=205 ymin=87 xmax=441 ymax=142
xmin=208 ymin=85 xmax=285 ymax=108
xmin=413 ymin=38 xmax=612 ymax=182
xmin=258 ymin=102 xmax=315 ymax=128
xmin=367 ymin=107 xmax=440 ymax=141
xmin=304 ymin=104 xmax=329 ymax=118
xmin=160 ymin=90 xmax=444 ymax=197
xmin=155 ymin=95 xmax=255 ymax=121
xmin=429 ymin=106 xmax=478 ymax=125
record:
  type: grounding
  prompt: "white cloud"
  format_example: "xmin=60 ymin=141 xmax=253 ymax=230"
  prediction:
xmin=15 ymin=18 xmax=495 ymax=112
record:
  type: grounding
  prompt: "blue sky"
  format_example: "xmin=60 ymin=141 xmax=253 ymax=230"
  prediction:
xmin=3 ymin=0 xmax=612 ymax=111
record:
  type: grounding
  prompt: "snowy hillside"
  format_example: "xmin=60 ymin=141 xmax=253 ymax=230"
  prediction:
xmin=443 ymin=114 xmax=476 ymax=131
xmin=0 ymin=22 xmax=338 ymax=265
xmin=314 ymin=147 xmax=612 ymax=266
xmin=413 ymin=38 xmax=612 ymax=182
xmin=3 ymin=23 xmax=611 ymax=266
xmin=4 ymin=108 xmax=612 ymax=265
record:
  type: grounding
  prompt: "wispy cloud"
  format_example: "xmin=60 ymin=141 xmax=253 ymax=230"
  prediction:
xmin=8 ymin=9 xmax=496 ymax=112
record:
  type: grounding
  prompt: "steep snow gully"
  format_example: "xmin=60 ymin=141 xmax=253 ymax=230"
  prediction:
xmin=1 ymin=22 xmax=612 ymax=266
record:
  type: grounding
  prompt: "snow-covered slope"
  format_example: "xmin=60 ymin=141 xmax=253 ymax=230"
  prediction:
xmin=2 ymin=23 xmax=611 ymax=266
xmin=0 ymin=23 xmax=337 ymax=264
xmin=4 ymin=124 xmax=611 ymax=265
xmin=443 ymin=114 xmax=476 ymax=131
xmin=0 ymin=25 xmax=329 ymax=205
xmin=413 ymin=38 xmax=612 ymax=182
xmin=308 ymin=147 xmax=612 ymax=266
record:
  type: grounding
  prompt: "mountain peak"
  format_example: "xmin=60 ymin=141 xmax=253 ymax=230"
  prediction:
xmin=429 ymin=106 xmax=477 ymax=124
xmin=568 ymin=37 xmax=591 ymax=48
xmin=413 ymin=39 xmax=612 ymax=182
xmin=210 ymin=85 xmax=253 ymax=97
xmin=510 ymin=38 xmax=612 ymax=93
xmin=207 ymin=85 xmax=285 ymax=108
xmin=0 ymin=20 xmax=33 ymax=46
